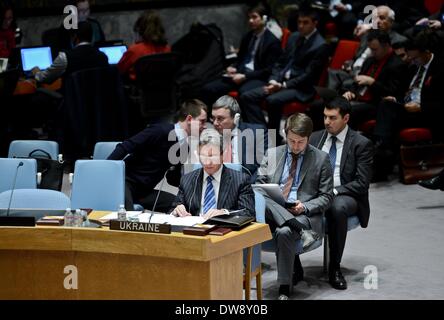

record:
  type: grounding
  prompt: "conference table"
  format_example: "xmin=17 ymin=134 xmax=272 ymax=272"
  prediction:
xmin=0 ymin=211 xmax=271 ymax=300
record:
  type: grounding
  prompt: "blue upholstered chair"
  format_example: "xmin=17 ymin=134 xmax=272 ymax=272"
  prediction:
xmin=322 ymin=215 xmax=360 ymax=272
xmin=8 ymin=140 xmax=59 ymax=160
xmin=70 ymin=160 xmax=125 ymax=211
xmin=0 ymin=158 xmax=37 ymax=193
xmin=0 ymin=189 xmax=70 ymax=219
xmin=92 ymin=142 xmax=120 ymax=160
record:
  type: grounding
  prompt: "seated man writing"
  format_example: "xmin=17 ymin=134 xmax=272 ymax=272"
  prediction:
xmin=170 ymin=129 xmax=255 ymax=219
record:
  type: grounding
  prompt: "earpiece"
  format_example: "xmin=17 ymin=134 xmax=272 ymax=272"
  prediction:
xmin=263 ymin=15 xmax=268 ymax=23
xmin=234 ymin=113 xmax=241 ymax=126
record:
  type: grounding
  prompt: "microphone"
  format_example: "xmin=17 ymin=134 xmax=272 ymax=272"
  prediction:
xmin=149 ymin=166 xmax=176 ymax=223
xmin=6 ymin=161 xmax=24 ymax=217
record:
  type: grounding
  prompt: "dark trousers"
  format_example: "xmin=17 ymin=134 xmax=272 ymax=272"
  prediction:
xmin=240 ymin=85 xmax=306 ymax=130
xmin=125 ymin=179 xmax=176 ymax=212
xmin=326 ymin=195 xmax=358 ymax=270
xmin=200 ymin=77 xmax=265 ymax=114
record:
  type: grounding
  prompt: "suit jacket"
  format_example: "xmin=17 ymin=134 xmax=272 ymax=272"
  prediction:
xmin=256 ymin=144 xmax=334 ymax=235
xmin=309 ymin=128 xmax=374 ymax=228
xmin=170 ymin=166 xmax=255 ymax=217
xmin=108 ymin=122 xmax=181 ymax=192
xmin=234 ymin=122 xmax=268 ymax=181
xmin=350 ymin=52 xmax=408 ymax=103
xmin=354 ymin=30 xmax=408 ymax=61
xmin=234 ymin=29 xmax=282 ymax=81
xmin=269 ymin=30 xmax=330 ymax=102
xmin=419 ymin=55 xmax=444 ymax=117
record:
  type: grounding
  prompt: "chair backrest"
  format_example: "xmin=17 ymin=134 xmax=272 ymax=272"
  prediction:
xmin=8 ymin=140 xmax=59 ymax=160
xmin=134 ymin=52 xmax=182 ymax=119
xmin=0 ymin=188 xmax=70 ymax=210
xmin=93 ymin=142 xmax=120 ymax=160
xmin=70 ymin=160 xmax=125 ymax=211
xmin=62 ymin=66 xmax=129 ymax=160
xmin=329 ymin=40 xmax=360 ymax=70
xmin=281 ymin=28 xmax=291 ymax=49
xmin=0 ymin=68 xmax=20 ymax=97
xmin=0 ymin=158 xmax=37 ymax=193
xmin=424 ymin=0 xmax=444 ymax=14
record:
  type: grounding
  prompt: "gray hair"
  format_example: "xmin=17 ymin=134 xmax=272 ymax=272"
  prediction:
xmin=377 ymin=5 xmax=395 ymax=21
xmin=199 ymin=129 xmax=224 ymax=154
xmin=212 ymin=95 xmax=241 ymax=117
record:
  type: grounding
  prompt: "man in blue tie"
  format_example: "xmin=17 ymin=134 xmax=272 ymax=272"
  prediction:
xmin=170 ymin=129 xmax=255 ymax=219
xmin=310 ymin=97 xmax=373 ymax=290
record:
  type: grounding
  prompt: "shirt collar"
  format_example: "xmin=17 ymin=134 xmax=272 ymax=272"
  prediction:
xmin=327 ymin=125 xmax=348 ymax=144
xmin=423 ymin=53 xmax=434 ymax=70
xmin=305 ymin=28 xmax=317 ymax=41
xmin=286 ymin=146 xmax=306 ymax=158
xmin=174 ymin=122 xmax=188 ymax=144
xmin=203 ymin=165 xmax=223 ymax=183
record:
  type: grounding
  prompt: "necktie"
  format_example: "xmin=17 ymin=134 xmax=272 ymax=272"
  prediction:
xmin=329 ymin=136 xmax=337 ymax=173
xmin=282 ymin=153 xmax=298 ymax=200
xmin=203 ymin=175 xmax=216 ymax=214
xmin=405 ymin=65 xmax=426 ymax=102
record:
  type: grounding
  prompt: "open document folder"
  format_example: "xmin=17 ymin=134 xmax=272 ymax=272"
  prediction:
xmin=99 ymin=211 xmax=205 ymax=227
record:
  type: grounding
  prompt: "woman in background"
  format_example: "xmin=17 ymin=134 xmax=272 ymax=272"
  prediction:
xmin=0 ymin=2 xmax=17 ymax=58
xmin=118 ymin=10 xmax=170 ymax=81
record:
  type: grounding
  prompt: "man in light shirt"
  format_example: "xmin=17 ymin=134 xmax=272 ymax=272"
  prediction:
xmin=211 ymin=95 xmax=268 ymax=181
xmin=170 ymin=129 xmax=255 ymax=219
xmin=309 ymin=97 xmax=373 ymax=290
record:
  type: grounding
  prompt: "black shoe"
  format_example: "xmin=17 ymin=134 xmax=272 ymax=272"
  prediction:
xmin=278 ymin=284 xmax=290 ymax=300
xmin=329 ymin=269 xmax=347 ymax=290
xmin=419 ymin=176 xmax=443 ymax=191
xmin=292 ymin=255 xmax=304 ymax=285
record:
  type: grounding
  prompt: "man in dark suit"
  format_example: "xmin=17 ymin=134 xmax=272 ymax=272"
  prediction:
xmin=170 ymin=129 xmax=255 ymax=219
xmin=211 ymin=95 xmax=268 ymax=181
xmin=108 ymin=99 xmax=208 ymax=212
xmin=309 ymin=97 xmax=373 ymax=290
xmin=374 ymin=30 xmax=444 ymax=148
xmin=33 ymin=21 xmax=108 ymax=84
xmin=240 ymin=8 xmax=330 ymax=133
xmin=200 ymin=3 xmax=282 ymax=112
xmin=341 ymin=29 xmax=408 ymax=129
xmin=256 ymin=112 xmax=333 ymax=300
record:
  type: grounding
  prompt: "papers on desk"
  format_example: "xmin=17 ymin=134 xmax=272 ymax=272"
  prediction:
xmin=138 ymin=213 xmax=205 ymax=227
xmin=99 ymin=211 xmax=143 ymax=223
xmin=99 ymin=211 xmax=205 ymax=227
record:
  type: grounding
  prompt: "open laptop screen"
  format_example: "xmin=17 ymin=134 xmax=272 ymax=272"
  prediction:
xmin=98 ymin=45 xmax=127 ymax=65
xmin=20 ymin=47 xmax=53 ymax=72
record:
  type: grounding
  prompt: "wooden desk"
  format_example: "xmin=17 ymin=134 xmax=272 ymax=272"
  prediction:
xmin=0 ymin=214 xmax=271 ymax=300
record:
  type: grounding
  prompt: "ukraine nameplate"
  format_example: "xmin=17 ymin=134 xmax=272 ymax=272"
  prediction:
xmin=109 ymin=220 xmax=171 ymax=234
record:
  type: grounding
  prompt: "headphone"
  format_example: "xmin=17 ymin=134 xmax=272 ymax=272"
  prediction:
xmin=234 ymin=113 xmax=241 ymax=126
xmin=262 ymin=15 xmax=268 ymax=23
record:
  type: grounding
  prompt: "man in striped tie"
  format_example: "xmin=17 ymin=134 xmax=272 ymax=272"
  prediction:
xmin=170 ymin=129 xmax=255 ymax=219
xmin=256 ymin=113 xmax=333 ymax=299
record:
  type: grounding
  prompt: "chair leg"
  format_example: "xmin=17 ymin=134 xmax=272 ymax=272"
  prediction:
xmin=244 ymin=247 xmax=252 ymax=300
xmin=256 ymin=266 xmax=262 ymax=300
xmin=323 ymin=236 xmax=329 ymax=274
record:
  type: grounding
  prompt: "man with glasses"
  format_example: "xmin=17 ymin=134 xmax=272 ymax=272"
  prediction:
xmin=170 ymin=129 xmax=255 ymax=219
xmin=210 ymin=95 xmax=268 ymax=182
xmin=108 ymin=99 xmax=208 ymax=212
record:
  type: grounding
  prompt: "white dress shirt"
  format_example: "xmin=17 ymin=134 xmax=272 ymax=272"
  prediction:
xmin=406 ymin=53 xmax=434 ymax=105
xmin=322 ymin=125 xmax=349 ymax=190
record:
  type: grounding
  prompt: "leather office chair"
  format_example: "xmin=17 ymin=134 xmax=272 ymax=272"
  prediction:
xmin=8 ymin=140 xmax=59 ymax=160
xmin=92 ymin=141 xmax=121 ymax=160
xmin=133 ymin=52 xmax=182 ymax=121
xmin=61 ymin=66 xmax=129 ymax=161
xmin=70 ymin=160 xmax=125 ymax=211
xmin=0 ymin=188 xmax=70 ymax=214
xmin=0 ymin=158 xmax=37 ymax=193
